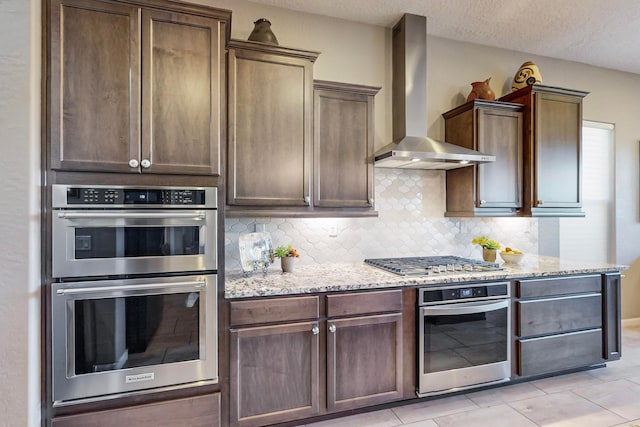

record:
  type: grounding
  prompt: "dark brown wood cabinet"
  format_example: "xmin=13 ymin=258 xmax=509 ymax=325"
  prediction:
xmin=51 ymin=394 xmax=221 ymax=427
xmin=499 ymin=84 xmax=589 ymax=216
xmin=313 ymin=81 xmax=379 ymax=212
xmin=514 ymin=275 xmax=605 ymax=377
xmin=49 ymin=0 xmax=227 ymax=176
xmin=227 ymin=40 xmax=319 ymax=210
xmin=228 ymin=290 xmax=403 ymax=425
xmin=443 ymin=100 xmax=523 ymax=216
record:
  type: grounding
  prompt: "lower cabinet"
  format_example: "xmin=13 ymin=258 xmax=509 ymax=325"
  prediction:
xmin=514 ymin=275 xmax=605 ymax=377
xmin=51 ymin=394 xmax=220 ymax=427
xmin=229 ymin=290 xmax=403 ymax=427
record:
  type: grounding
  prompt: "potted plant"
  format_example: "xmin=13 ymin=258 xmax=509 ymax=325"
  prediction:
xmin=273 ymin=245 xmax=300 ymax=272
xmin=471 ymin=236 xmax=501 ymax=262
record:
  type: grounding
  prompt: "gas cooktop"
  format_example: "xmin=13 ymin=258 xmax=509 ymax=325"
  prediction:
xmin=364 ymin=256 xmax=503 ymax=276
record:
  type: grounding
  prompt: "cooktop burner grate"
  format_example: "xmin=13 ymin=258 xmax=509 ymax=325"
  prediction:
xmin=364 ymin=256 xmax=503 ymax=276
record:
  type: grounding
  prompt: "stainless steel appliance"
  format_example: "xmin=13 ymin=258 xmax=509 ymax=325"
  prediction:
xmin=52 ymin=185 xmax=217 ymax=278
xmin=51 ymin=274 xmax=217 ymax=405
xmin=417 ymin=282 xmax=510 ymax=396
xmin=50 ymin=185 xmax=219 ymax=406
xmin=365 ymin=256 xmax=503 ymax=276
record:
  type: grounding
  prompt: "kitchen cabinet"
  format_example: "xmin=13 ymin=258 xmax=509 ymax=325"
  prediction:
xmin=514 ymin=275 xmax=604 ymax=377
xmin=603 ymin=273 xmax=622 ymax=361
xmin=499 ymin=84 xmax=589 ymax=216
xmin=229 ymin=296 xmax=321 ymax=427
xmin=51 ymin=394 xmax=221 ymax=427
xmin=443 ymin=100 xmax=523 ymax=217
xmin=226 ymin=40 xmax=319 ymax=210
xmin=313 ymin=81 xmax=380 ymax=211
xmin=48 ymin=0 xmax=227 ymax=176
xmin=228 ymin=290 xmax=403 ymax=426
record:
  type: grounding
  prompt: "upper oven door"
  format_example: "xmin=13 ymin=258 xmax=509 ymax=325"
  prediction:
xmin=52 ymin=209 xmax=217 ymax=278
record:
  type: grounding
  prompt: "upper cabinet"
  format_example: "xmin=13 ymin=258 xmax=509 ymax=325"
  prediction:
xmin=443 ymin=100 xmax=523 ymax=217
xmin=313 ymin=81 xmax=379 ymax=210
xmin=48 ymin=0 xmax=229 ymax=176
xmin=226 ymin=42 xmax=378 ymax=217
xmin=227 ymin=40 xmax=318 ymax=210
xmin=499 ymin=84 xmax=589 ymax=216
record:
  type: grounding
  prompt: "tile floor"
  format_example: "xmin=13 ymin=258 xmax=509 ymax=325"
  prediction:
xmin=301 ymin=322 xmax=640 ymax=427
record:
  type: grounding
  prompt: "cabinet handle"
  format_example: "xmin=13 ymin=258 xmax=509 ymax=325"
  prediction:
xmin=479 ymin=199 xmax=486 ymax=205
xmin=311 ymin=325 xmax=319 ymax=335
xmin=368 ymin=198 xmax=374 ymax=205
xmin=141 ymin=159 xmax=151 ymax=169
xmin=304 ymin=196 xmax=310 ymax=204
xmin=328 ymin=324 xmax=336 ymax=333
xmin=128 ymin=159 xmax=139 ymax=168
xmin=537 ymin=200 xmax=544 ymax=206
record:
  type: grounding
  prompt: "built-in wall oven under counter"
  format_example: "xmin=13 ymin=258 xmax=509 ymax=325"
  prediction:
xmin=417 ymin=282 xmax=511 ymax=396
xmin=50 ymin=185 xmax=219 ymax=406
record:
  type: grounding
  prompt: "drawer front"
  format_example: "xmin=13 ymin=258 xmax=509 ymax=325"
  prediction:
xmin=517 ymin=275 xmax=600 ymax=298
xmin=326 ymin=290 xmax=402 ymax=318
xmin=230 ymin=296 xmax=319 ymax=327
xmin=518 ymin=293 xmax=602 ymax=337
xmin=518 ymin=329 xmax=603 ymax=377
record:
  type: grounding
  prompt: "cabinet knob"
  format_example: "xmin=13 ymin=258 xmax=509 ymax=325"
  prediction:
xmin=304 ymin=196 xmax=310 ymax=204
xmin=368 ymin=198 xmax=374 ymax=205
xmin=128 ymin=159 xmax=139 ymax=168
xmin=537 ymin=200 xmax=544 ymax=206
xmin=328 ymin=324 xmax=336 ymax=333
xmin=141 ymin=159 xmax=151 ymax=169
xmin=311 ymin=325 xmax=319 ymax=335
xmin=479 ymin=200 xmax=486 ymax=205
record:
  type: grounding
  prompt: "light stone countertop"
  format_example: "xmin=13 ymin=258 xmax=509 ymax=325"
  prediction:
xmin=224 ymin=255 xmax=626 ymax=299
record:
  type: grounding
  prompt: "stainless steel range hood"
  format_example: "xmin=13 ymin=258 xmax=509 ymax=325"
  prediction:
xmin=374 ymin=14 xmax=496 ymax=170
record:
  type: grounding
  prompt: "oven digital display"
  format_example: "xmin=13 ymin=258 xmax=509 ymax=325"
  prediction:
xmin=460 ymin=288 xmax=473 ymax=298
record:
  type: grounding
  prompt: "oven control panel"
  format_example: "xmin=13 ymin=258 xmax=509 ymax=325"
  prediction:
xmin=421 ymin=282 xmax=509 ymax=304
xmin=52 ymin=185 xmax=217 ymax=208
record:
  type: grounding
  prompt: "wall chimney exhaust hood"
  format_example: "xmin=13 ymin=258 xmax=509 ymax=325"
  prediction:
xmin=374 ymin=14 xmax=496 ymax=170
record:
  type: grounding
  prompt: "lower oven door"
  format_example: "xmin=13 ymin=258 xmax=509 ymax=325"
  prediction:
xmin=418 ymin=299 xmax=511 ymax=396
xmin=51 ymin=274 xmax=217 ymax=406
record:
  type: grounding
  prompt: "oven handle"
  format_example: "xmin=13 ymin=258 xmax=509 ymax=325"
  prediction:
xmin=422 ymin=299 xmax=508 ymax=316
xmin=56 ymin=280 xmax=205 ymax=295
xmin=57 ymin=212 xmax=206 ymax=220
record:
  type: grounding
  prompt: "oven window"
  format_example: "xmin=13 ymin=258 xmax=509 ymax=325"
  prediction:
xmin=74 ymin=292 xmax=200 ymax=374
xmin=74 ymin=226 xmax=201 ymax=259
xmin=423 ymin=307 xmax=507 ymax=374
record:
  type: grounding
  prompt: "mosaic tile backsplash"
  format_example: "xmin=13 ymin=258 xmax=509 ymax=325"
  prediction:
xmin=224 ymin=168 xmax=539 ymax=270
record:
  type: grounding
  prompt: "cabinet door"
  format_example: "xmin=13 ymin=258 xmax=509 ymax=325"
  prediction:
xmin=476 ymin=107 xmax=522 ymax=208
xmin=534 ymin=92 xmax=583 ymax=208
xmin=230 ymin=322 xmax=320 ymax=427
xmin=327 ymin=313 xmax=403 ymax=412
xmin=603 ymin=273 xmax=622 ymax=360
xmin=313 ymin=83 xmax=378 ymax=208
xmin=141 ymin=10 xmax=223 ymax=175
xmin=228 ymin=48 xmax=313 ymax=206
xmin=49 ymin=0 xmax=141 ymax=173
xmin=51 ymin=394 xmax=220 ymax=427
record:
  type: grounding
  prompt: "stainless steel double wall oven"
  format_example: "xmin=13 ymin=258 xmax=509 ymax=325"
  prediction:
xmin=50 ymin=185 xmax=219 ymax=406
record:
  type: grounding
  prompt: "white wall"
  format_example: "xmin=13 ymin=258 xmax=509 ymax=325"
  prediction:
xmin=0 ymin=0 xmax=41 ymax=426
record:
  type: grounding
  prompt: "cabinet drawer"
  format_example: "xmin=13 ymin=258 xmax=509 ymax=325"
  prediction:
xmin=517 ymin=293 xmax=602 ymax=337
xmin=230 ymin=296 xmax=319 ymax=327
xmin=518 ymin=329 xmax=603 ymax=377
xmin=516 ymin=275 xmax=600 ymax=298
xmin=52 ymin=394 xmax=220 ymax=427
xmin=326 ymin=290 xmax=402 ymax=318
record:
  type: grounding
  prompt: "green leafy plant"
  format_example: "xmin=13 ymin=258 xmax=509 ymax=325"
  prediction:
xmin=471 ymin=236 xmax=501 ymax=250
xmin=273 ymin=245 xmax=300 ymax=258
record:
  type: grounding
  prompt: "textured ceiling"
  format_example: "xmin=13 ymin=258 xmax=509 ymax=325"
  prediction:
xmin=247 ymin=0 xmax=640 ymax=75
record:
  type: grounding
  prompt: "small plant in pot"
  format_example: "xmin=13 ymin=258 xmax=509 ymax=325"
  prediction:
xmin=274 ymin=245 xmax=300 ymax=272
xmin=471 ymin=236 xmax=501 ymax=262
